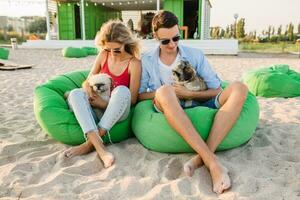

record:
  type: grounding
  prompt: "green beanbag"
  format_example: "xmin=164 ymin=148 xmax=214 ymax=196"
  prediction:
xmin=242 ymin=64 xmax=300 ymax=97
xmin=132 ymin=87 xmax=259 ymax=153
xmin=62 ymin=47 xmax=88 ymax=58
xmin=34 ymin=70 xmax=134 ymax=145
xmin=0 ymin=48 xmax=9 ymax=60
xmin=81 ymin=47 xmax=99 ymax=55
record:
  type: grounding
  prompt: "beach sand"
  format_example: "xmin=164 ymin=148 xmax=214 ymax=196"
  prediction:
xmin=0 ymin=49 xmax=299 ymax=200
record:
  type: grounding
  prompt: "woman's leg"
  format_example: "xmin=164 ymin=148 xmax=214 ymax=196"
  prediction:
xmin=64 ymin=89 xmax=113 ymax=168
xmin=184 ymin=82 xmax=248 ymax=176
xmin=98 ymin=86 xmax=131 ymax=142
xmin=154 ymin=85 xmax=230 ymax=194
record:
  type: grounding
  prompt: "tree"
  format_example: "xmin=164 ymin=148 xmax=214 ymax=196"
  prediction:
xmin=7 ymin=25 xmax=14 ymax=32
xmin=236 ymin=18 xmax=245 ymax=38
xmin=277 ymin=25 xmax=282 ymax=36
xmin=272 ymin=27 xmax=275 ymax=36
xmin=298 ymin=23 xmax=300 ymax=34
xmin=28 ymin=17 xmax=47 ymax=33
xmin=287 ymin=23 xmax=294 ymax=41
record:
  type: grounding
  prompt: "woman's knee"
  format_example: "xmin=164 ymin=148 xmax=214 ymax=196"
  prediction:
xmin=111 ymin=86 xmax=131 ymax=100
xmin=68 ymin=88 xmax=86 ymax=101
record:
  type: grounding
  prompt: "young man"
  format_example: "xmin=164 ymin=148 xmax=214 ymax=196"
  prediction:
xmin=138 ymin=11 xmax=248 ymax=194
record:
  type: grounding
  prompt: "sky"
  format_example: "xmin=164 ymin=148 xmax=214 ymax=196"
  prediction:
xmin=210 ymin=0 xmax=300 ymax=34
xmin=0 ymin=0 xmax=299 ymax=34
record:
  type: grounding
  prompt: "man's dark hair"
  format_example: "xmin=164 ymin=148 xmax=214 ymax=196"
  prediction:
xmin=152 ymin=11 xmax=179 ymax=32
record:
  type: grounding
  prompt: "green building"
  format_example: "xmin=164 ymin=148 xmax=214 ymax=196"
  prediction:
xmin=46 ymin=0 xmax=211 ymax=40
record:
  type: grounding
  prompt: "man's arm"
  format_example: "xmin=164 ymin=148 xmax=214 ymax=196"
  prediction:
xmin=138 ymin=92 xmax=156 ymax=101
xmin=188 ymin=87 xmax=222 ymax=101
xmin=173 ymin=84 xmax=222 ymax=102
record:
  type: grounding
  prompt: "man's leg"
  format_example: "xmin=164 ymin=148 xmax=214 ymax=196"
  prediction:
xmin=184 ymin=82 xmax=248 ymax=176
xmin=155 ymin=85 xmax=231 ymax=194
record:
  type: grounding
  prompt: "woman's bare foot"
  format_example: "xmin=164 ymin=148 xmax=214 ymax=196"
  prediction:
xmin=183 ymin=155 xmax=203 ymax=177
xmin=209 ymin=161 xmax=231 ymax=194
xmin=99 ymin=152 xmax=115 ymax=168
xmin=64 ymin=142 xmax=94 ymax=158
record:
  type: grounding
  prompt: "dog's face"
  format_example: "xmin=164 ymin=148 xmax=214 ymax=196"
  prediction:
xmin=88 ymin=73 xmax=113 ymax=95
xmin=172 ymin=60 xmax=197 ymax=83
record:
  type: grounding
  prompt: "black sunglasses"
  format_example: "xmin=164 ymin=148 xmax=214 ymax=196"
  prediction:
xmin=159 ymin=35 xmax=180 ymax=45
xmin=104 ymin=48 xmax=122 ymax=53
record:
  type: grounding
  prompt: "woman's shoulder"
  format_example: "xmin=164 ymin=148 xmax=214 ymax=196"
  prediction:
xmin=128 ymin=57 xmax=141 ymax=72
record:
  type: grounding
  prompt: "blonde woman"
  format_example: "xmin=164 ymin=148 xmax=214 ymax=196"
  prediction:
xmin=65 ymin=20 xmax=141 ymax=168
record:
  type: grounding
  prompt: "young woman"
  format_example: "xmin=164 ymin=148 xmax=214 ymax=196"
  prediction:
xmin=64 ymin=20 xmax=141 ymax=168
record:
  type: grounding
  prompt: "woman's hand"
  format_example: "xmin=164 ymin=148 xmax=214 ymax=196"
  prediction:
xmin=172 ymin=84 xmax=192 ymax=100
xmin=89 ymin=94 xmax=108 ymax=109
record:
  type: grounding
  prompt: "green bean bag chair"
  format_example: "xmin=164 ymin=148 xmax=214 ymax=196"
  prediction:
xmin=81 ymin=47 xmax=99 ymax=55
xmin=62 ymin=47 xmax=88 ymax=58
xmin=34 ymin=70 xmax=134 ymax=145
xmin=242 ymin=64 xmax=300 ymax=97
xmin=132 ymin=85 xmax=259 ymax=153
xmin=0 ymin=48 xmax=9 ymax=60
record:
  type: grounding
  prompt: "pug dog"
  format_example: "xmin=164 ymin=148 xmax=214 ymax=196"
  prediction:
xmin=172 ymin=60 xmax=207 ymax=107
xmin=172 ymin=60 xmax=207 ymax=91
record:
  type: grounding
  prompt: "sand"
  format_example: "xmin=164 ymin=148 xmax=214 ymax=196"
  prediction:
xmin=0 ymin=49 xmax=299 ymax=200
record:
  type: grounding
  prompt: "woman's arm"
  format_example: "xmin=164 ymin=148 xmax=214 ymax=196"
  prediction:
xmin=128 ymin=58 xmax=142 ymax=105
xmin=82 ymin=51 xmax=106 ymax=98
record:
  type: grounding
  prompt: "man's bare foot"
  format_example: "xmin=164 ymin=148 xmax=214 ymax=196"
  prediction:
xmin=209 ymin=161 xmax=231 ymax=194
xmin=184 ymin=156 xmax=203 ymax=177
xmin=64 ymin=142 xmax=94 ymax=158
xmin=100 ymin=152 xmax=115 ymax=168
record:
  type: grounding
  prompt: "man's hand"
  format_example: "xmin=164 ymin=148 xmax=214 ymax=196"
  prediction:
xmin=172 ymin=84 xmax=192 ymax=100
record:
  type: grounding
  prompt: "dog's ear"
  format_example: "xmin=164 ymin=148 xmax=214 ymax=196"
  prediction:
xmin=182 ymin=60 xmax=190 ymax=66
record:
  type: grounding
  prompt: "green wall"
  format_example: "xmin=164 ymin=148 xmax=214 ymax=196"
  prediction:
xmin=58 ymin=3 xmax=76 ymax=40
xmin=58 ymin=2 xmax=121 ymax=40
xmin=84 ymin=2 xmax=121 ymax=39
xmin=164 ymin=0 xmax=184 ymax=27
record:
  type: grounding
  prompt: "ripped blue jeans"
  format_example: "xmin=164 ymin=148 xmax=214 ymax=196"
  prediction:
xmin=67 ymin=86 xmax=131 ymax=142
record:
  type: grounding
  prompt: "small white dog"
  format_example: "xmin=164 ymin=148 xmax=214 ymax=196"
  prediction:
xmin=87 ymin=73 xmax=113 ymax=102
xmin=86 ymin=73 xmax=113 ymax=118
xmin=65 ymin=73 xmax=113 ymax=119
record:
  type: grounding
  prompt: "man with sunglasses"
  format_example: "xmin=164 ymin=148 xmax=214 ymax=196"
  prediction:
xmin=138 ymin=11 xmax=248 ymax=194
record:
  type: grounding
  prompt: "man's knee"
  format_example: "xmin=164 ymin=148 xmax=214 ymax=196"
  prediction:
xmin=155 ymin=85 xmax=175 ymax=103
xmin=231 ymin=81 xmax=248 ymax=102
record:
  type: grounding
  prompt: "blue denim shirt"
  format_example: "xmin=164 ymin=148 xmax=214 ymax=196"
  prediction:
xmin=139 ymin=44 xmax=222 ymax=93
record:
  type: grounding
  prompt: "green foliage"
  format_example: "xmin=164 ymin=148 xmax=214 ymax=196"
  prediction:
xmin=277 ymin=25 xmax=282 ymax=35
xmin=236 ymin=18 xmax=245 ymax=38
xmin=239 ymin=42 xmax=299 ymax=53
xmin=287 ymin=23 xmax=294 ymax=41
xmin=28 ymin=17 xmax=47 ymax=33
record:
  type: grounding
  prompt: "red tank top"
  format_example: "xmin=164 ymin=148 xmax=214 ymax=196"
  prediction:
xmin=100 ymin=54 xmax=131 ymax=88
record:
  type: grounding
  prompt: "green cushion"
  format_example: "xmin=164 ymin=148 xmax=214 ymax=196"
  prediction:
xmin=34 ymin=70 xmax=134 ymax=145
xmin=62 ymin=47 xmax=88 ymax=58
xmin=242 ymin=64 xmax=300 ymax=97
xmin=81 ymin=47 xmax=99 ymax=55
xmin=0 ymin=48 xmax=9 ymax=60
xmin=132 ymin=86 xmax=259 ymax=153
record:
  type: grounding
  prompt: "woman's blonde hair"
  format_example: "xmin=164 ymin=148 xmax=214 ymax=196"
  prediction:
xmin=95 ymin=20 xmax=140 ymax=58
